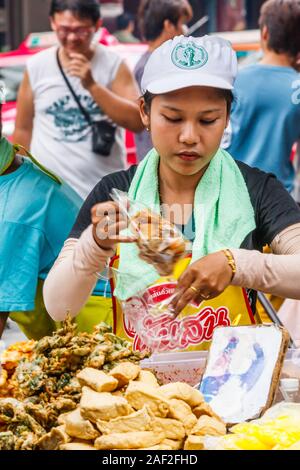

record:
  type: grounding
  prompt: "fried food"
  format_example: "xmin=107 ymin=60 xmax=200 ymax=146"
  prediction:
xmin=77 ymin=368 xmax=118 ymax=393
xmin=97 ymin=407 xmax=151 ymax=434
xmin=94 ymin=431 xmax=164 ymax=450
xmin=191 ymin=415 xmax=226 ymax=437
xmin=160 ymin=382 xmax=204 ymax=408
xmin=60 ymin=442 xmax=97 ymax=451
xmin=150 ymin=417 xmax=185 ymax=440
xmin=125 ymin=382 xmax=170 ymax=418
xmin=37 ymin=426 xmax=71 ymax=450
xmin=64 ymin=408 xmax=99 ymax=440
xmin=135 ymin=370 xmax=160 ymax=388
xmin=184 ymin=435 xmax=205 ymax=450
xmin=80 ymin=387 xmax=132 ymax=423
xmin=193 ymin=401 xmax=224 ymax=421
xmin=109 ymin=362 xmax=141 ymax=387
xmin=168 ymin=399 xmax=198 ymax=435
xmin=131 ymin=210 xmax=186 ymax=276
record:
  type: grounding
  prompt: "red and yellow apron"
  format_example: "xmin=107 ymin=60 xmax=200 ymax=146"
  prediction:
xmin=110 ymin=254 xmax=257 ymax=352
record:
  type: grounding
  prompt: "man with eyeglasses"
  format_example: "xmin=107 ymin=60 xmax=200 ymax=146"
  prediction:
xmin=13 ymin=0 xmax=144 ymax=199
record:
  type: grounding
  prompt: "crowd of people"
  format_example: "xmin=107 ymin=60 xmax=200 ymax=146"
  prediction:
xmin=1 ymin=0 xmax=300 ymax=349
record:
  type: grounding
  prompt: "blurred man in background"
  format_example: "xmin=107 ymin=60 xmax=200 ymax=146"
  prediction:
xmin=13 ymin=0 xmax=143 ymax=199
xmin=134 ymin=0 xmax=193 ymax=161
xmin=114 ymin=12 xmax=140 ymax=43
xmin=225 ymin=0 xmax=300 ymax=193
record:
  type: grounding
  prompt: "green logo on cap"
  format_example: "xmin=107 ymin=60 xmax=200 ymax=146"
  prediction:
xmin=172 ymin=41 xmax=208 ymax=70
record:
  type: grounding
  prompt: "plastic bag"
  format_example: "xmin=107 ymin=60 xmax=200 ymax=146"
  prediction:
xmin=111 ymin=188 xmax=188 ymax=277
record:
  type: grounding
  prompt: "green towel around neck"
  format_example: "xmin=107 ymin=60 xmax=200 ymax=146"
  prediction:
xmin=0 ymin=137 xmax=61 ymax=183
xmin=114 ymin=147 xmax=256 ymax=301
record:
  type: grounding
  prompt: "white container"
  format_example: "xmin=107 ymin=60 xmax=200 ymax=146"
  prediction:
xmin=141 ymin=351 xmax=208 ymax=386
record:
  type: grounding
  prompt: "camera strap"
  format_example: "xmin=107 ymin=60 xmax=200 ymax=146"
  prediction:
xmin=56 ymin=48 xmax=93 ymax=126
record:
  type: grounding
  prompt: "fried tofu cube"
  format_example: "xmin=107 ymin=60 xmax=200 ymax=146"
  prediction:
xmin=37 ymin=426 xmax=71 ymax=450
xmin=193 ymin=402 xmax=223 ymax=421
xmin=161 ymin=438 xmax=184 ymax=450
xmin=125 ymin=382 xmax=170 ymax=418
xmin=60 ymin=443 xmax=97 ymax=451
xmin=184 ymin=435 xmax=205 ymax=450
xmin=80 ymin=387 xmax=132 ymax=423
xmin=77 ymin=368 xmax=118 ymax=393
xmin=94 ymin=431 xmax=164 ymax=450
xmin=168 ymin=399 xmax=197 ymax=435
xmin=65 ymin=408 xmax=99 ymax=440
xmin=97 ymin=407 xmax=152 ymax=434
xmin=191 ymin=415 xmax=226 ymax=437
xmin=160 ymin=382 xmax=204 ymax=408
xmin=150 ymin=418 xmax=186 ymax=440
xmin=109 ymin=362 xmax=141 ymax=387
xmin=135 ymin=370 xmax=160 ymax=388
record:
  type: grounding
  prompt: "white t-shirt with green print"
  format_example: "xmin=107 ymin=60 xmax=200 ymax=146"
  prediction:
xmin=28 ymin=45 xmax=126 ymax=199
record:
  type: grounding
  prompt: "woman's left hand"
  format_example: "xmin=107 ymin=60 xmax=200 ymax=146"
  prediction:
xmin=170 ymin=251 xmax=234 ymax=316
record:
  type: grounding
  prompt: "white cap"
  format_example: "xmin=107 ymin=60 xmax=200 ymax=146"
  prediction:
xmin=141 ymin=35 xmax=238 ymax=94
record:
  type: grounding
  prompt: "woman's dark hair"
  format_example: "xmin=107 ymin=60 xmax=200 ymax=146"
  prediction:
xmin=259 ymin=0 xmax=300 ymax=59
xmin=138 ymin=0 xmax=192 ymax=42
xmin=50 ymin=0 xmax=101 ymax=23
xmin=143 ymin=89 xmax=234 ymax=116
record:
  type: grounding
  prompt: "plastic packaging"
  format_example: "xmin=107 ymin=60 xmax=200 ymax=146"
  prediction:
xmin=279 ymin=378 xmax=300 ymax=402
xmin=110 ymin=188 xmax=188 ymax=277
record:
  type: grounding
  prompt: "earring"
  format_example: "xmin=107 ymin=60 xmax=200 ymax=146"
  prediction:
xmin=146 ymin=126 xmax=150 ymax=132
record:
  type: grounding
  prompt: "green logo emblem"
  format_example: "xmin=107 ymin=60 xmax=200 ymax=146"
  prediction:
xmin=171 ymin=41 xmax=208 ymax=70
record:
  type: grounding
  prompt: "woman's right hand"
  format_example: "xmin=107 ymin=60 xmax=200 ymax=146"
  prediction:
xmin=91 ymin=201 xmax=137 ymax=251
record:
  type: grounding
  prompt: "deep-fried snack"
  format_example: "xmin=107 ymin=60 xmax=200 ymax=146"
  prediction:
xmin=37 ymin=426 xmax=71 ymax=450
xmin=97 ymin=407 xmax=151 ymax=434
xmin=191 ymin=415 xmax=226 ymax=437
xmin=160 ymin=382 xmax=204 ymax=408
xmin=65 ymin=408 xmax=99 ymax=440
xmin=131 ymin=210 xmax=186 ymax=277
xmin=80 ymin=387 xmax=132 ymax=423
xmin=161 ymin=438 xmax=184 ymax=450
xmin=60 ymin=442 xmax=97 ymax=451
xmin=150 ymin=417 xmax=186 ymax=440
xmin=193 ymin=401 xmax=223 ymax=421
xmin=135 ymin=370 xmax=160 ymax=388
xmin=125 ymin=382 xmax=170 ymax=418
xmin=184 ymin=435 xmax=205 ymax=450
xmin=168 ymin=399 xmax=197 ymax=434
xmin=77 ymin=368 xmax=118 ymax=393
xmin=109 ymin=362 xmax=141 ymax=387
xmin=94 ymin=431 xmax=164 ymax=450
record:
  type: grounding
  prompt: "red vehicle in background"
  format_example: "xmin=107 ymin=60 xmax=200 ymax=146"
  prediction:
xmin=0 ymin=30 xmax=147 ymax=165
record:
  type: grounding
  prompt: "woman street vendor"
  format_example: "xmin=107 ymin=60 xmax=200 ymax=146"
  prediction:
xmin=44 ymin=35 xmax=300 ymax=351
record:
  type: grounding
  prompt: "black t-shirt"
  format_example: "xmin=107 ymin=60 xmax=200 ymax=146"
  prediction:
xmin=70 ymin=161 xmax=300 ymax=248
xmin=70 ymin=161 xmax=300 ymax=316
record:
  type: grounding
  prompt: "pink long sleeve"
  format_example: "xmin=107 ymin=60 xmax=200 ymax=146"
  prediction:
xmin=43 ymin=225 xmax=114 ymax=321
xmin=231 ymin=224 xmax=300 ymax=299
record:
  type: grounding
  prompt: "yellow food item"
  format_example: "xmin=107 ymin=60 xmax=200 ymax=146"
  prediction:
xmin=193 ymin=402 xmax=223 ymax=422
xmin=135 ymin=370 xmax=160 ymax=388
xmin=77 ymin=368 xmax=118 ymax=393
xmin=217 ymin=434 xmax=270 ymax=451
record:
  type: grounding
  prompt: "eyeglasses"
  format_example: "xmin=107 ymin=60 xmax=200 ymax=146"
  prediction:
xmin=56 ymin=26 xmax=94 ymax=39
